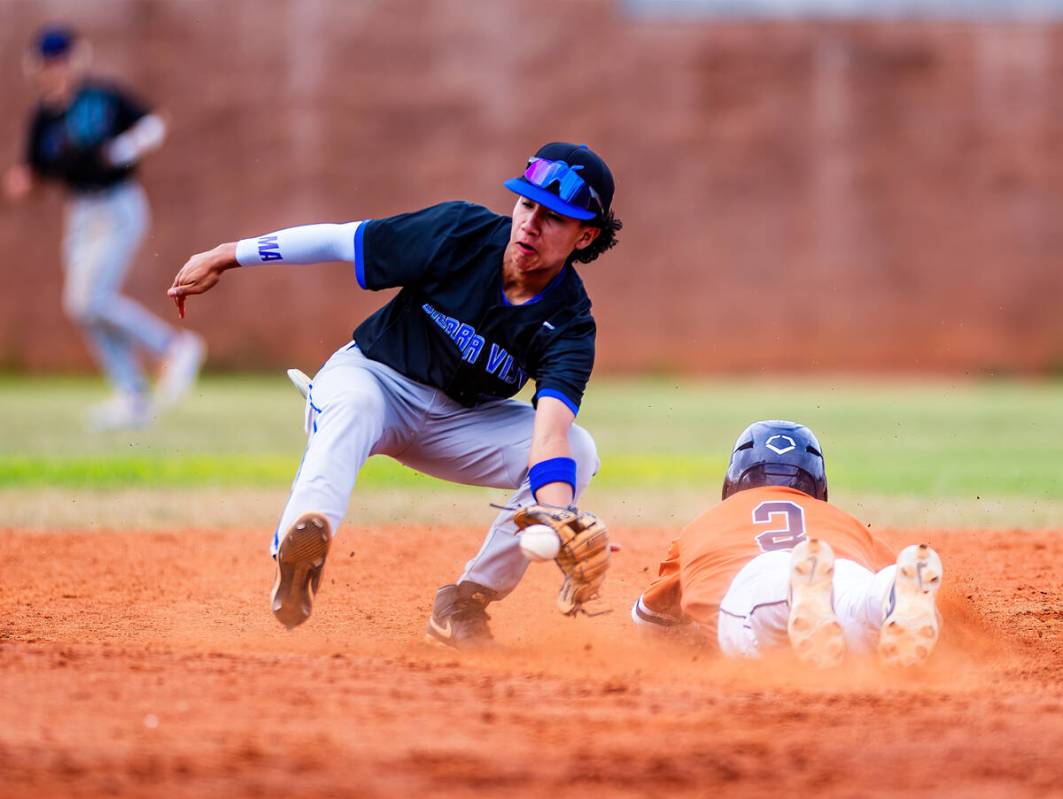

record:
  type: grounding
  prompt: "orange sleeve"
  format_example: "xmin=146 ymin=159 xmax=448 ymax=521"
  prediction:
xmin=639 ymin=539 xmax=686 ymax=621
xmin=869 ymin=535 xmax=898 ymax=571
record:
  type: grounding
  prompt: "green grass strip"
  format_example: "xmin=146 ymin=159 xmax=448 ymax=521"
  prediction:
xmin=2 ymin=453 xmax=1057 ymax=502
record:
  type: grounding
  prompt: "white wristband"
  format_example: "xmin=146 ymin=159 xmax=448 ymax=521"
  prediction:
xmin=235 ymin=221 xmax=362 ymax=267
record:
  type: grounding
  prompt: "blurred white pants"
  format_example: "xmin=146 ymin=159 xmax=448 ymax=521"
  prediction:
xmin=62 ymin=181 xmax=175 ymax=396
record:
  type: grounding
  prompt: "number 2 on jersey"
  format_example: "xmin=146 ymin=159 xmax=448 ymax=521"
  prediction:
xmin=752 ymin=500 xmax=807 ymax=552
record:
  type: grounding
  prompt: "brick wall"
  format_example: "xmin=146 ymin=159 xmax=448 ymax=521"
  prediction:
xmin=1 ymin=1 xmax=1060 ymax=374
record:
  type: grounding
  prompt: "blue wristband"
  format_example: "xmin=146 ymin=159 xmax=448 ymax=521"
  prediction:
xmin=528 ymin=456 xmax=577 ymax=501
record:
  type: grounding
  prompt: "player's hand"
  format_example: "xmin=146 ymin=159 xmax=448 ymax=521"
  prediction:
xmin=167 ymin=243 xmax=238 ymax=318
xmin=514 ymin=504 xmax=611 ymax=616
xmin=3 ymin=164 xmax=33 ymax=202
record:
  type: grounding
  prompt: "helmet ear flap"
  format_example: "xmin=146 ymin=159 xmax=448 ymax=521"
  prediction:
xmin=721 ymin=438 xmax=755 ymax=499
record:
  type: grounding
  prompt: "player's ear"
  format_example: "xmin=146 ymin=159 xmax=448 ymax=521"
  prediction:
xmin=573 ymin=225 xmax=601 ymax=252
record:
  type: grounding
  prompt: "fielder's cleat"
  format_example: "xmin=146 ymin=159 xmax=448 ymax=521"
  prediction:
xmin=878 ymin=544 xmax=943 ymax=668
xmin=287 ymin=368 xmax=312 ymax=399
xmin=788 ymin=538 xmax=846 ymax=668
xmin=425 ymin=582 xmax=498 ymax=650
xmin=271 ymin=513 xmax=331 ymax=629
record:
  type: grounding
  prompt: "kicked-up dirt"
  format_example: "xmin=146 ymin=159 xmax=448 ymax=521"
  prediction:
xmin=1 ymin=524 xmax=1062 ymax=798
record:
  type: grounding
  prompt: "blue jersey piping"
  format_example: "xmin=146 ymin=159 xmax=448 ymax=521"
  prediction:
xmin=354 ymin=222 xmax=368 ymax=289
xmin=535 ymin=388 xmax=580 ymax=417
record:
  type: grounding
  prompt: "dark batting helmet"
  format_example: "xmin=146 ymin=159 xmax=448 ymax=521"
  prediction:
xmin=722 ymin=420 xmax=827 ymax=501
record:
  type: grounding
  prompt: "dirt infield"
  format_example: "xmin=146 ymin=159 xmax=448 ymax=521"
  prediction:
xmin=2 ymin=524 xmax=1062 ymax=798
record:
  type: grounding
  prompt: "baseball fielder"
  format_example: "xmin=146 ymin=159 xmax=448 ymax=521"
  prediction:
xmin=169 ymin=142 xmax=619 ymax=648
xmin=633 ymin=420 xmax=944 ymax=668
xmin=3 ymin=26 xmax=205 ymax=430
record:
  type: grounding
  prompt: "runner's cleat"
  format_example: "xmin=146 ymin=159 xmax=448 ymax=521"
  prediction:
xmin=879 ymin=544 xmax=943 ymax=668
xmin=271 ymin=513 xmax=331 ymax=629
xmin=788 ymin=538 xmax=846 ymax=668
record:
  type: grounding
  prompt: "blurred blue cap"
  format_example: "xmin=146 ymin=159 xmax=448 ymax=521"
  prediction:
xmin=35 ymin=26 xmax=75 ymax=60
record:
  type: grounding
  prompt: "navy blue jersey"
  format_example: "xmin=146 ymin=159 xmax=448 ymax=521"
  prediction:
xmin=353 ymin=201 xmax=596 ymax=413
xmin=25 ymin=80 xmax=148 ymax=192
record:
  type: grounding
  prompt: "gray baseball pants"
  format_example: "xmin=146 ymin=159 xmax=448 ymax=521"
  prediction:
xmin=272 ymin=343 xmax=600 ymax=597
xmin=62 ymin=180 xmax=175 ymax=395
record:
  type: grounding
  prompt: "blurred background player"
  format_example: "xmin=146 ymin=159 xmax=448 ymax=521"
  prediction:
xmin=168 ymin=142 xmax=621 ymax=648
xmin=632 ymin=420 xmax=944 ymax=668
xmin=2 ymin=25 xmax=204 ymax=431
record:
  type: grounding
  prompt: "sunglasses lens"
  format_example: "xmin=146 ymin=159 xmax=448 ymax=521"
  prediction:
xmin=555 ymin=170 xmax=590 ymax=205
xmin=522 ymin=158 xmax=595 ymax=211
xmin=523 ymin=158 xmax=567 ymax=187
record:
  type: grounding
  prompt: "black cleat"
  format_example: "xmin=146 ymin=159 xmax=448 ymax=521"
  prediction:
xmin=271 ymin=513 xmax=332 ymax=629
xmin=425 ymin=582 xmax=499 ymax=650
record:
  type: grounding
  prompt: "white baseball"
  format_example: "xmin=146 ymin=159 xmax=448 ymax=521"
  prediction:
xmin=519 ymin=524 xmax=561 ymax=562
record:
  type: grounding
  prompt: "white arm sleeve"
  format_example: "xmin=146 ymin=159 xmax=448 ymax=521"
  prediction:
xmin=235 ymin=221 xmax=362 ymax=267
xmin=105 ymin=114 xmax=167 ymax=167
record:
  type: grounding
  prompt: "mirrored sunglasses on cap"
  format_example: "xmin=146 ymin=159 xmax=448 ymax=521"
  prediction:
xmin=521 ymin=157 xmax=603 ymax=216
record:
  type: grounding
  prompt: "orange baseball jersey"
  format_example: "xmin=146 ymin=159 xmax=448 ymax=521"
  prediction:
xmin=640 ymin=486 xmax=895 ymax=631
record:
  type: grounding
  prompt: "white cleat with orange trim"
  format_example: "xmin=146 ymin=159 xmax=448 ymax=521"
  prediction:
xmin=788 ymin=538 xmax=846 ymax=668
xmin=878 ymin=544 xmax=943 ymax=667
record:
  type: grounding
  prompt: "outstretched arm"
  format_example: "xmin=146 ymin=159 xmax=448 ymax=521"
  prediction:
xmin=168 ymin=242 xmax=238 ymax=318
xmin=518 ymin=400 xmax=611 ymax=616
xmin=527 ymin=396 xmax=577 ymax=506
xmin=167 ymin=221 xmax=361 ymax=318
xmin=105 ymin=113 xmax=168 ymax=167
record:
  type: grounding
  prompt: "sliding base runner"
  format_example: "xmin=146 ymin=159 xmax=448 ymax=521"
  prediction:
xmin=633 ymin=420 xmax=943 ymax=669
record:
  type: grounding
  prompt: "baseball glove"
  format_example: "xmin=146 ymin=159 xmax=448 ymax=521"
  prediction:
xmin=515 ymin=504 xmax=611 ymax=616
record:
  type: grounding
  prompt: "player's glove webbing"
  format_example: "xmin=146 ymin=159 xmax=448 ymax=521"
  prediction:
xmin=514 ymin=504 xmax=611 ymax=616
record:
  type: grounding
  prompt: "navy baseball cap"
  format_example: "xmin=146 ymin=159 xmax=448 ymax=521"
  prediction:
xmin=35 ymin=26 xmax=75 ymax=60
xmin=504 ymin=142 xmax=614 ymax=222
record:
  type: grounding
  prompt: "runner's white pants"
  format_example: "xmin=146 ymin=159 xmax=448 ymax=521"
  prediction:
xmin=717 ymin=550 xmax=898 ymax=657
xmin=272 ymin=343 xmax=600 ymax=596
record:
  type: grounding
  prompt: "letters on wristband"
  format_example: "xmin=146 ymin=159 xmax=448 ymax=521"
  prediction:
xmin=528 ymin=456 xmax=577 ymax=501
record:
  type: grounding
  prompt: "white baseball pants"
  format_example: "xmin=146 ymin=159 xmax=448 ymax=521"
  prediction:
xmin=273 ymin=343 xmax=600 ymax=596
xmin=717 ymin=550 xmax=898 ymax=657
